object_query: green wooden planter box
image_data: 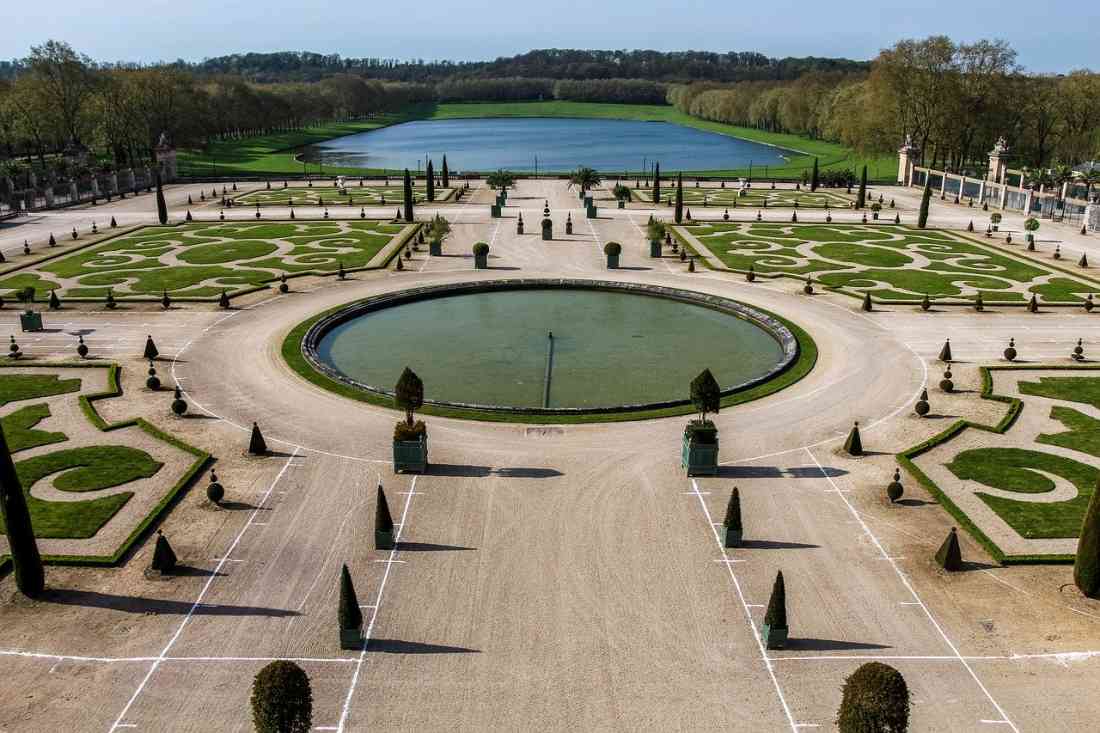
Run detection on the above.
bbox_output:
[490,204,501,218]
[19,311,43,332]
[583,196,593,208]
[720,526,742,548]
[429,241,442,256]
[376,527,395,550]
[474,253,488,269]
[682,429,719,476]
[393,435,428,473]
[606,253,619,269]
[650,240,661,258]
[542,220,553,240]
[340,625,364,650]
[586,205,597,219]
[762,624,788,650]
[618,199,625,209]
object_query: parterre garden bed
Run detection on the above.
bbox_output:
[633,185,853,209]
[234,184,454,207]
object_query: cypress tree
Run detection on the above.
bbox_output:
[0,421,44,597]
[155,170,168,225]
[917,180,932,228]
[810,158,820,192]
[836,662,910,733]
[426,160,435,202]
[652,162,661,203]
[856,165,867,209]
[48,289,61,310]
[251,661,313,733]
[143,334,159,361]
[724,487,742,533]
[376,484,394,535]
[690,368,722,424]
[674,172,684,224]
[441,155,449,188]
[248,422,268,455]
[1074,483,1100,598]
[338,563,363,631]
[763,570,787,633]
[402,168,414,222]
[219,290,230,309]
[861,292,873,312]
[150,530,178,574]
[844,421,863,456]
[935,527,962,571]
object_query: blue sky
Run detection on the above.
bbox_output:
[3,0,1097,72]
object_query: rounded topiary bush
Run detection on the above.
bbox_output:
[251,660,313,733]
[604,241,622,256]
[836,661,910,733]
[206,470,224,504]
[473,242,490,256]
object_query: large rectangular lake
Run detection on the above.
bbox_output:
[299,117,799,173]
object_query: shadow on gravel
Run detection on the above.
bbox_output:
[717,465,848,479]
[494,467,563,479]
[41,589,299,617]
[738,539,820,550]
[396,541,476,552]
[368,638,480,654]
[895,498,935,507]
[426,464,563,479]
[783,638,891,652]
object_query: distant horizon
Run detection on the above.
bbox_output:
[2,0,1098,73]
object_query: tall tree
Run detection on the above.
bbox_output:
[917,179,932,228]
[1074,484,1100,598]
[425,159,435,202]
[674,172,684,224]
[810,157,819,191]
[440,155,449,188]
[856,165,867,208]
[154,169,167,225]
[0,420,44,597]
[402,168,414,222]
[652,162,661,203]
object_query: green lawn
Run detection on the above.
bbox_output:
[0,373,81,406]
[681,222,1100,303]
[2,404,67,452]
[0,220,414,300]
[947,446,1096,539]
[177,101,897,180]
[1020,376,1100,408]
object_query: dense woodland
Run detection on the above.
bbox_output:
[1,39,1097,188]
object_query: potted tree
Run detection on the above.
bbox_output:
[990,212,1002,232]
[604,241,622,268]
[392,367,428,473]
[17,287,42,332]
[870,202,882,220]
[613,183,631,209]
[682,368,721,476]
[338,564,363,649]
[473,241,490,269]
[427,214,450,256]
[647,219,666,258]
[1024,217,1040,245]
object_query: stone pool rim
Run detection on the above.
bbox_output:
[295,278,805,418]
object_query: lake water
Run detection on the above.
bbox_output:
[299,117,798,173]
[315,288,785,409]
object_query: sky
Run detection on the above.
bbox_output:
[3,0,1098,73]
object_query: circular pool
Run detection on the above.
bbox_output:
[296,280,804,418]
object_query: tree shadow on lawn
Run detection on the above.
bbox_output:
[41,588,299,618]
[367,638,480,654]
[782,638,891,652]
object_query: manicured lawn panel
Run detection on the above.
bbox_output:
[2,404,67,452]
[0,374,82,406]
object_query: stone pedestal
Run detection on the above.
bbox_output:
[897,136,919,186]
[987,137,1010,184]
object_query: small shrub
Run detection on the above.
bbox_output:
[836,662,910,733]
[603,241,622,256]
[251,661,313,733]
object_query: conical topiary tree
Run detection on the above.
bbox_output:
[836,661,910,733]
[762,570,788,649]
[251,660,313,733]
[402,168,414,222]
[1073,483,1100,598]
[48,289,61,310]
[938,339,952,362]
[690,368,721,425]
[723,487,742,547]
[155,169,168,225]
[150,530,178,574]
[935,527,962,570]
[248,422,268,455]
[338,563,363,633]
[917,180,931,229]
[143,335,159,361]
[861,292,873,312]
[674,172,684,224]
[376,484,395,549]
[426,160,435,202]
[0,421,44,597]
[844,421,863,456]
[856,165,867,209]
